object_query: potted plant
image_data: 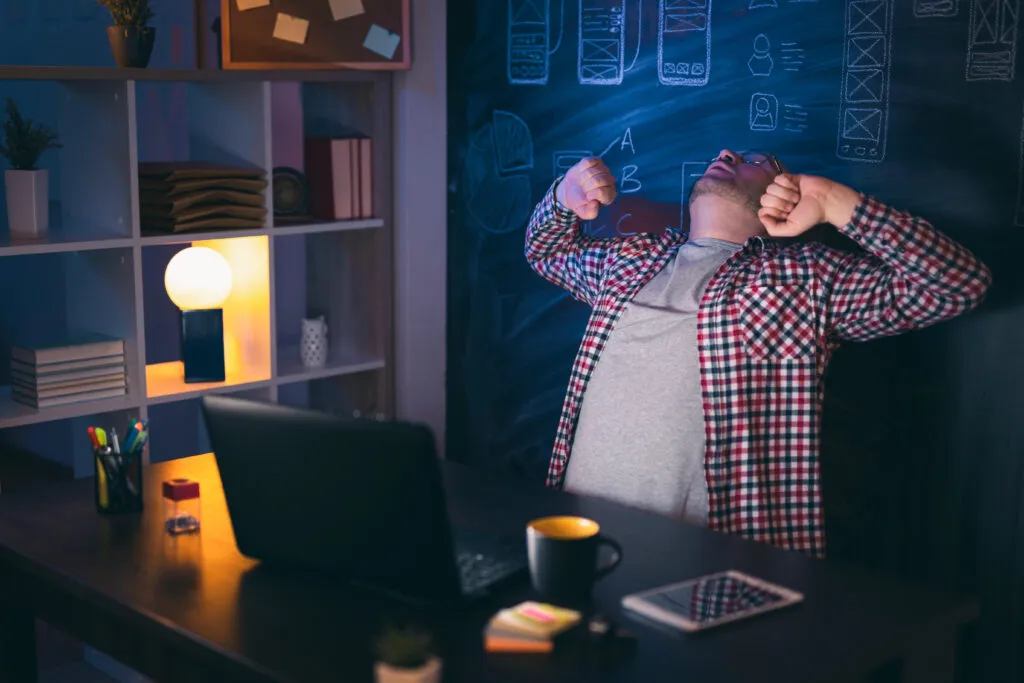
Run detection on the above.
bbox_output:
[97,0,156,68]
[373,625,442,683]
[0,98,60,241]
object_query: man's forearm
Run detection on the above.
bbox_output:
[822,182,860,228]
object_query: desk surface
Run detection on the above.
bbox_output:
[0,454,977,683]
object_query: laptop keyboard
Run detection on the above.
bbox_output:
[453,529,528,595]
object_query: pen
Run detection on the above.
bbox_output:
[87,426,100,450]
[111,428,120,455]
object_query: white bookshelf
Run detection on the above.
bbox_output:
[0,69,394,477]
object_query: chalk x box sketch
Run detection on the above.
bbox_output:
[579,0,626,85]
[914,0,959,16]
[658,0,712,86]
[509,0,550,84]
[837,0,894,163]
[1016,102,1024,226]
[966,0,1019,81]
[464,110,536,235]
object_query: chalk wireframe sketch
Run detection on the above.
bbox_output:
[784,103,809,132]
[749,34,774,76]
[780,40,805,71]
[750,93,779,131]
[552,150,593,178]
[837,0,894,162]
[914,0,959,16]
[464,110,535,235]
[658,0,712,86]
[579,0,626,85]
[965,0,1019,82]
[508,0,552,84]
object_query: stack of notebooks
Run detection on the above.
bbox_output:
[139,162,268,234]
[10,332,126,409]
[484,601,582,653]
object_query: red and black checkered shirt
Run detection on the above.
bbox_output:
[525,183,991,557]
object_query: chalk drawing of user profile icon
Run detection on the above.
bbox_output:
[749,93,778,131]
[748,33,773,76]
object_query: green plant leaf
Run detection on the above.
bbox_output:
[0,99,61,171]
[374,625,433,670]
[96,0,154,27]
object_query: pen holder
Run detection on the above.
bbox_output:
[94,446,144,515]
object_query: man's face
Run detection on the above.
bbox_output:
[690,149,783,213]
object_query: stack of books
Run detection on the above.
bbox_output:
[483,601,582,653]
[10,332,126,409]
[139,162,268,234]
[304,136,374,221]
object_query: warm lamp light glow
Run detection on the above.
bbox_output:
[164,246,234,310]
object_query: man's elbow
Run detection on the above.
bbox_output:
[961,259,993,313]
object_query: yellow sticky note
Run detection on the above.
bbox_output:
[273,13,309,45]
[329,0,365,21]
[236,0,270,10]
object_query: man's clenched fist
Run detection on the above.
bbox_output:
[556,157,617,220]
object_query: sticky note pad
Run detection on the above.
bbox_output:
[236,0,270,10]
[273,13,309,45]
[329,0,365,21]
[363,24,401,60]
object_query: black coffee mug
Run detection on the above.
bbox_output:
[526,516,623,605]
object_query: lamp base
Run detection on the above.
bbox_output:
[180,309,225,383]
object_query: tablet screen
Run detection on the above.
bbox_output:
[640,573,790,625]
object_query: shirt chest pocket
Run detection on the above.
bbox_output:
[737,285,819,360]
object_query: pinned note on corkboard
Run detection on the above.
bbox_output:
[221,0,411,70]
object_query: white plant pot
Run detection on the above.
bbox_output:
[5,169,49,240]
[374,656,442,683]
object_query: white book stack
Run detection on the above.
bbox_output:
[9,332,127,409]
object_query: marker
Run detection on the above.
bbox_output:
[95,428,107,447]
[87,426,100,450]
[123,424,138,452]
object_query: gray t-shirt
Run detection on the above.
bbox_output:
[564,238,742,524]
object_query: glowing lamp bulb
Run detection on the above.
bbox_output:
[164,247,233,311]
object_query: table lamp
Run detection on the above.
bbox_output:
[164,246,233,383]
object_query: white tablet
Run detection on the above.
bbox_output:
[621,569,803,633]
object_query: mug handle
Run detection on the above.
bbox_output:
[594,534,623,581]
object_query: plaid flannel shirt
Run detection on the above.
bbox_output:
[525,181,991,557]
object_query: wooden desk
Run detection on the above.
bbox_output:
[0,454,977,683]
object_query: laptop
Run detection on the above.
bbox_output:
[200,394,528,605]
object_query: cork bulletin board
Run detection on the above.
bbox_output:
[221,0,411,70]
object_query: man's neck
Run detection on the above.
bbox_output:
[687,197,766,244]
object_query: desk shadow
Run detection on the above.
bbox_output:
[235,563,637,682]
[234,563,488,681]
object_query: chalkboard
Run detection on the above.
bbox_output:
[447,0,1021,479]
[221,0,411,70]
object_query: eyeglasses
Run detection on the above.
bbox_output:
[708,150,787,174]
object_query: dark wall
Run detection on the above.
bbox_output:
[448,1,1023,681]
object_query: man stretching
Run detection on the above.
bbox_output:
[525,150,991,556]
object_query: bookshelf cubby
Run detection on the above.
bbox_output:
[0,68,394,478]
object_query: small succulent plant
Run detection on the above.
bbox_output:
[96,0,154,28]
[375,624,433,669]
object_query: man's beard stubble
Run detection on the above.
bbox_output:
[689,176,761,214]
